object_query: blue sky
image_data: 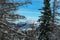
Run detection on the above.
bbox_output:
[14,0,54,22]
[14,0,44,21]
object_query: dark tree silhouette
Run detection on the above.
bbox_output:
[38,0,53,40]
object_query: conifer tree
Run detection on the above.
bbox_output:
[0,0,31,40]
[38,0,53,40]
[0,0,31,26]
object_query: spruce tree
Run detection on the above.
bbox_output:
[38,0,53,40]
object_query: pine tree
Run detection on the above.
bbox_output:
[38,0,53,40]
[0,0,31,26]
[0,0,31,40]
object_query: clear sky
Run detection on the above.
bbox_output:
[14,0,44,21]
[14,0,54,22]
